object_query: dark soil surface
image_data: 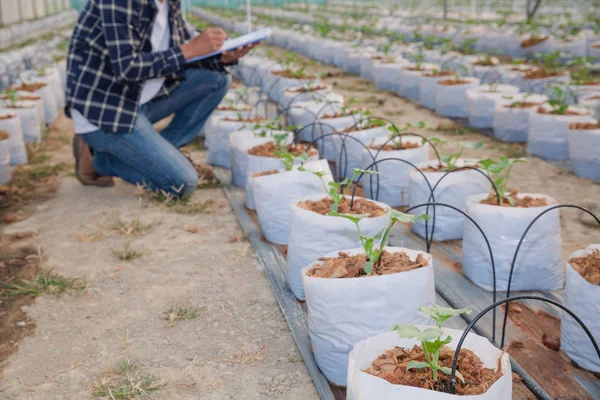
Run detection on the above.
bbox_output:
[570,249,600,285]
[480,191,550,208]
[308,250,429,278]
[298,197,385,217]
[364,345,503,396]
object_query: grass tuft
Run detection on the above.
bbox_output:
[111,217,153,237]
[163,302,204,327]
[151,192,212,215]
[92,359,164,399]
[112,243,143,262]
[1,268,86,297]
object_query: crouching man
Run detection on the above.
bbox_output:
[66,0,253,196]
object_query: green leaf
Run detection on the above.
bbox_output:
[329,203,339,213]
[419,304,472,327]
[422,335,453,355]
[352,168,379,176]
[363,260,374,274]
[459,141,485,150]
[388,209,430,224]
[391,324,443,342]
[327,211,370,224]
[406,361,430,371]
[439,367,465,383]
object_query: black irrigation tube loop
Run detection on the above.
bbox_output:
[449,295,600,395]
[500,205,600,348]
[335,116,394,180]
[420,166,500,264]
[292,121,341,158]
[404,201,498,342]
[277,90,333,117]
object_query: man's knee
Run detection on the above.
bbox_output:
[160,163,199,198]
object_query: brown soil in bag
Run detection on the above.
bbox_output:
[569,249,600,285]
[216,105,252,111]
[222,116,267,123]
[369,141,421,151]
[371,56,383,60]
[251,169,279,178]
[340,122,386,133]
[438,79,472,86]
[521,36,548,48]
[5,104,35,109]
[420,164,479,173]
[473,59,499,67]
[287,84,329,93]
[590,95,600,100]
[2,95,41,102]
[0,113,16,120]
[523,69,567,80]
[272,70,317,80]
[504,102,541,109]
[17,83,47,92]
[298,197,385,217]
[364,345,504,396]
[0,130,10,140]
[247,142,317,158]
[308,250,429,278]
[480,190,549,208]
[423,70,454,78]
[569,122,600,130]
[537,107,589,116]
[405,66,425,71]
[322,110,361,119]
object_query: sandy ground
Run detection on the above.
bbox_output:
[0,116,317,399]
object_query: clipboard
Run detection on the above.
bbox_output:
[186,28,272,63]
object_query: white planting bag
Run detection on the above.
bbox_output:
[374,61,408,92]
[580,93,600,119]
[332,125,389,179]
[528,105,595,161]
[466,85,520,129]
[462,193,563,291]
[419,73,455,110]
[561,245,600,373]
[363,136,429,207]
[287,194,391,300]
[347,329,512,400]
[492,94,548,142]
[278,84,343,109]
[435,78,481,118]
[287,101,343,144]
[245,143,319,210]
[21,82,58,124]
[207,117,262,168]
[409,160,491,242]
[229,128,289,187]
[0,135,11,185]
[252,160,333,244]
[399,65,437,102]
[302,247,435,386]
[0,112,27,165]
[203,107,253,140]
[568,125,600,181]
[8,102,42,144]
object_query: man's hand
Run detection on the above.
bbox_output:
[181,27,227,60]
[221,43,257,64]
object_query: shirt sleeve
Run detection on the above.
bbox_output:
[99,0,186,83]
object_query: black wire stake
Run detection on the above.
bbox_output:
[501,204,600,348]
[450,295,600,395]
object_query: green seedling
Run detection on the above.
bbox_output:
[478,157,529,205]
[299,167,378,213]
[3,88,19,107]
[391,304,472,382]
[547,83,570,115]
[413,52,425,70]
[427,137,485,172]
[461,38,479,55]
[272,133,307,171]
[329,209,430,274]
[387,121,425,149]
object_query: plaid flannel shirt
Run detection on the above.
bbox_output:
[66,0,224,133]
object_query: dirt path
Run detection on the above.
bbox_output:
[0,115,317,399]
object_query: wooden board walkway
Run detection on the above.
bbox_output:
[214,167,549,400]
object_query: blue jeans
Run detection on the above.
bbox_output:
[81,69,230,197]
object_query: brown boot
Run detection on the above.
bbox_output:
[73,136,115,187]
